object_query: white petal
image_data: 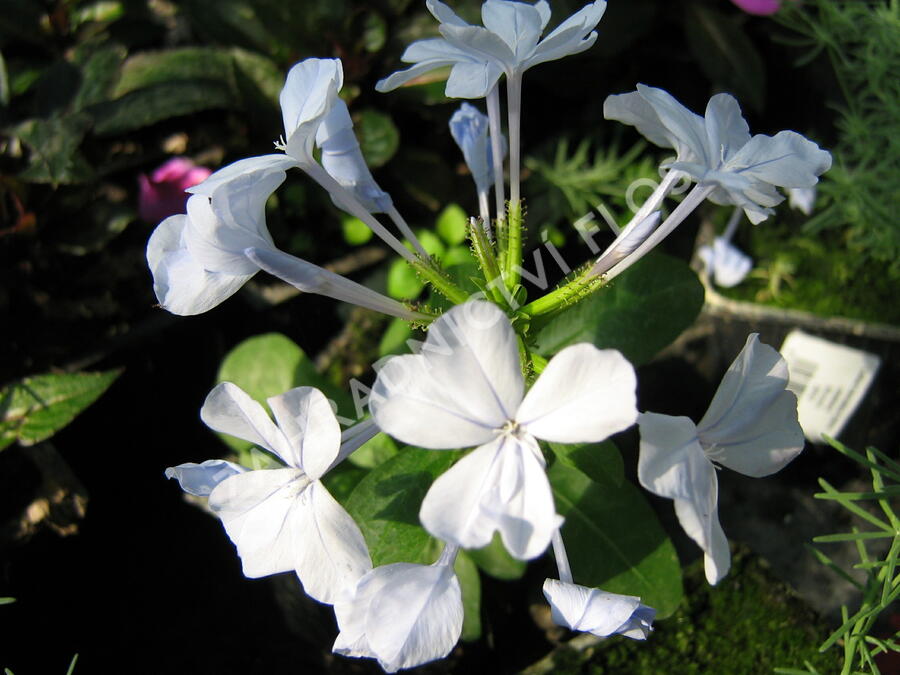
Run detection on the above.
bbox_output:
[165,459,246,496]
[543,579,654,639]
[481,0,543,62]
[698,334,804,477]
[316,99,393,213]
[675,496,730,585]
[291,481,372,604]
[420,435,560,559]
[426,0,470,27]
[200,382,292,463]
[267,387,341,480]
[637,413,730,584]
[146,214,253,315]
[281,58,343,161]
[604,91,673,150]
[371,302,524,449]
[637,412,703,501]
[635,84,709,163]
[207,468,310,577]
[703,93,751,161]
[446,60,502,99]
[527,0,607,68]
[439,24,515,69]
[334,561,463,672]
[517,344,637,444]
[724,130,832,189]
[366,563,463,672]
[181,193,263,275]
[186,154,298,196]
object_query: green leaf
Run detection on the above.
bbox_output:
[90,47,282,135]
[341,215,373,245]
[387,258,425,300]
[344,446,459,566]
[549,461,683,618]
[13,114,93,186]
[548,440,624,489]
[455,550,482,641]
[321,464,368,505]
[0,370,121,450]
[346,432,399,469]
[72,44,126,112]
[378,317,414,358]
[533,251,704,365]
[467,533,527,580]
[356,108,400,169]
[436,203,469,246]
[360,11,388,53]
[0,597,16,605]
[685,4,766,113]
[215,333,354,453]
[92,80,233,135]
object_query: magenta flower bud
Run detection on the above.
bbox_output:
[727,0,784,16]
[138,157,212,223]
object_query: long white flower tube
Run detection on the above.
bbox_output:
[637,334,804,584]
[244,246,430,321]
[370,301,637,560]
[333,545,463,672]
[167,383,372,604]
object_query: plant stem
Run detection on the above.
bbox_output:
[504,199,524,292]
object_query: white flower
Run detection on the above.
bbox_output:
[147,174,422,320]
[147,163,286,315]
[788,186,816,215]
[605,84,832,224]
[333,547,463,673]
[192,58,390,215]
[376,0,607,98]
[698,236,753,288]
[637,334,804,584]
[370,301,637,560]
[543,579,655,640]
[167,382,373,604]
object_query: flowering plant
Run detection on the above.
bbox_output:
[154,0,828,670]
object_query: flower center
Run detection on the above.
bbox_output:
[497,418,524,439]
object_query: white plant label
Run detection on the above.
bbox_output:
[779,330,881,443]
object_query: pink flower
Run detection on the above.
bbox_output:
[728,0,785,15]
[138,157,212,223]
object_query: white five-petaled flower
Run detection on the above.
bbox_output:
[333,545,463,673]
[370,301,638,560]
[604,84,832,224]
[543,579,656,640]
[376,0,607,98]
[637,334,804,584]
[166,382,373,604]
